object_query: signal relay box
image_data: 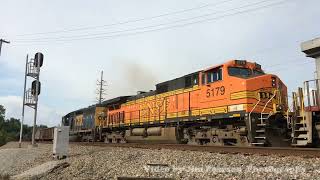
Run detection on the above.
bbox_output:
[53,125,70,159]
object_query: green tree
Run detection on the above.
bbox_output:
[0,104,50,146]
[0,105,5,117]
[0,105,5,128]
[0,105,5,145]
[0,131,6,146]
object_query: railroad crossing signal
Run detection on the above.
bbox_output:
[19,52,44,148]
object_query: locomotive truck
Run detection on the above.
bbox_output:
[61,60,320,147]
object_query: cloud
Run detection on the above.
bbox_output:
[0,95,62,127]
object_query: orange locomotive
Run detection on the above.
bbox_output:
[63,60,290,146]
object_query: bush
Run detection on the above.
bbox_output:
[0,105,48,146]
[0,132,6,146]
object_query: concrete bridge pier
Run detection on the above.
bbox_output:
[301,38,320,79]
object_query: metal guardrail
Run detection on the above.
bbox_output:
[304,79,320,110]
[24,89,36,107]
[26,60,39,78]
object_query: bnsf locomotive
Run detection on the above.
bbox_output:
[62,60,320,147]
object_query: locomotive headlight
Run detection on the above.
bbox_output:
[276,105,283,111]
[271,77,277,87]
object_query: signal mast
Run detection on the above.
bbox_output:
[19,53,44,148]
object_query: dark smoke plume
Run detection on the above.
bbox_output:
[118,60,158,94]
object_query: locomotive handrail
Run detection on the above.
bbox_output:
[261,90,279,122]
[303,79,320,110]
[248,95,261,132]
[286,104,293,129]
[294,87,307,129]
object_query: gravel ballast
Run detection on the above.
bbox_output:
[0,142,51,177]
[12,161,69,180]
[1,142,320,179]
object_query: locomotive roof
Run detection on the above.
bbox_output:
[125,71,201,101]
[102,96,132,106]
[127,90,156,101]
[156,71,200,87]
[203,60,257,72]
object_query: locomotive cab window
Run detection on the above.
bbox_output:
[228,67,252,78]
[206,68,222,84]
[253,69,265,76]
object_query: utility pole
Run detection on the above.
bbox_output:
[0,39,10,56]
[96,70,107,104]
[99,71,103,104]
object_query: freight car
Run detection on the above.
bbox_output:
[35,127,55,141]
[35,127,78,141]
[62,60,320,147]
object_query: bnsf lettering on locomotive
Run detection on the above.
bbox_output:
[206,86,225,97]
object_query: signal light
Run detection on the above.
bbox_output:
[31,80,41,95]
[34,52,44,67]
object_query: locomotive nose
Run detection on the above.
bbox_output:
[246,74,277,89]
[270,76,284,89]
[271,76,277,88]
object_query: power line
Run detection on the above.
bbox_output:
[15,0,266,42]
[11,0,235,37]
[268,61,314,73]
[14,0,292,44]
[264,57,304,69]
[14,0,286,42]
[11,0,304,74]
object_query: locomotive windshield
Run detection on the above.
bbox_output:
[228,67,252,78]
[229,67,265,78]
[253,69,265,76]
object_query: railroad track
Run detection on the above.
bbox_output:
[63,142,320,158]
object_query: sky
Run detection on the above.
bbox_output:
[0,0,319,127]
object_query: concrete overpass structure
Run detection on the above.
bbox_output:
[301,37,320,110]
[301,37,320,79]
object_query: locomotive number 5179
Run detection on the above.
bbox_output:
[206,86,225,98]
